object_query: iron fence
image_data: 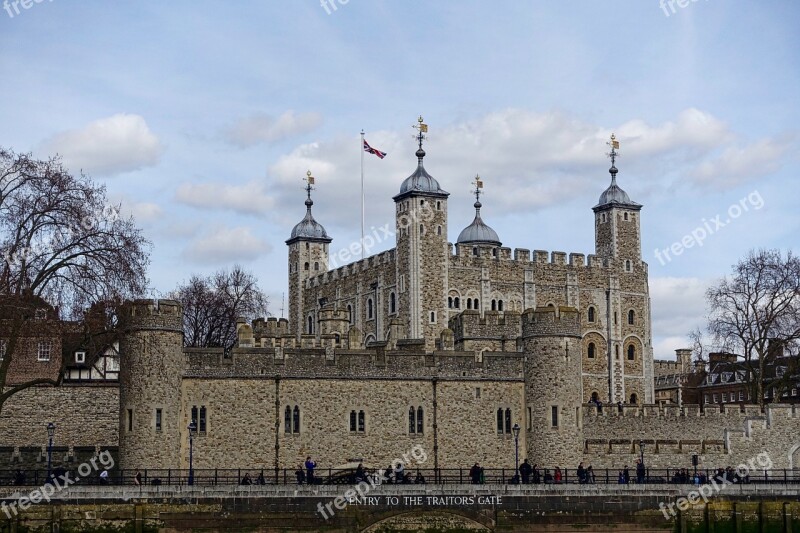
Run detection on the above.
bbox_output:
[1,467,798,487]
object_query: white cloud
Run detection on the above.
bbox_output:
[266,108,759,231]
[690,136,795,189]
[40,114,163,177]
[175,180,274,216]
[182,226,271,264]
[224,110,322,148]
[650,276,710,358]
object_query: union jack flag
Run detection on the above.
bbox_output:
[363,140,387,159]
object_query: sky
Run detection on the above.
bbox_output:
[1,1,798,359]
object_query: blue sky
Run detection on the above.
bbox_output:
[1,1,798,358]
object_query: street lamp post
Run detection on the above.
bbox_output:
[188,421,197,486]
[46,422,55,483]
[512,423,520,484]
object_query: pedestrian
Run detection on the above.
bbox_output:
[587,465,595,484]
[385,464,394,484]
[469,463,481,484]
[554,467,562,483]
[532,464,541,484]
[295,464,305,484]
[305,456,317,484]
[623,465,630,484]
[355,463,365,483]
[134,470,142,486]
[240,473,252,485]
[256,472,266,485]
[636,459,645,484]
[520,459,532,484]
[414,470,426,484]
[395,462,406,484]
[577,461,586,484]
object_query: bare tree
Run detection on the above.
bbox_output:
[171,265,268,349]
[0,147,150,413]
[705,249,800,407]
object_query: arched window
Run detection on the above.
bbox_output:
[292,406,300,433]
[491,300,496,311]
[304,262,309,271]
[472,247,478,256]
[349,410,357,432]
[630,393,638,404]
[492,248,497,257]
[615,345,619,359]
[627,345,636,361]
[505,408,512,434]
[591,392,599,403]
[624,212,629,221]
[408,406,415,433]
[284,406,291,434]
[436,201,441,210]
[467,299,472,310]
[454,297,460,309]
[430,311,436,323]
[498,300,504,311]
[417,406,424,434]
[437,225,442,236]
[588,342,595,358]
[307,315,313,334]
[588,307,595,322]
[358,410,365,432]
[448,297,453,309]
[389,293,396,314]
[625,260,631,272]
[628,310,635,325]
[419,224,425,235]
[367,298,373,319]
[347,304,353,324]
[496,408,503,433]
[305,242,309,250]
[473,298,479,309]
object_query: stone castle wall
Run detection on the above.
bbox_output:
[0,384,118,447]
[580,403,800,471]
[177,347,525,470]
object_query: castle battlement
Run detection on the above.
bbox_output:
[121,299,182,332]
[306,248,397,288]
[582,403,797,420]
[183,346,524,380]
[445,244,645,276]
[522,306,581,338]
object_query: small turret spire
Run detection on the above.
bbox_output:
[304,170,315,209]
[472,174,484,212]
[412,115,428,164]
[606,133,620,185]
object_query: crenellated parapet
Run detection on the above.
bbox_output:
[183,345,525,381]
[120,299,183,333]
[522,306,581,339]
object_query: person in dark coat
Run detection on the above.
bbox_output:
[519,459,533,484]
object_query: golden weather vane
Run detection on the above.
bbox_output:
[606,133,620,167]
[412,115,428,149]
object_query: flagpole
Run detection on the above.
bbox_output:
[360,130,365,260]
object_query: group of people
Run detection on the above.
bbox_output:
[239,472,267,485]
[617,459,647,484]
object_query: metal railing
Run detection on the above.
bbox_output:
[2,467,798,487]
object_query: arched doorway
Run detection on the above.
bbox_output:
[629,393,638,404]
[591,392,599,403]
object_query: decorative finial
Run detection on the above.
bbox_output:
[606,133,620,183]
[412,116,428,161]
[472,174,484,210]
[303,170,315,207]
